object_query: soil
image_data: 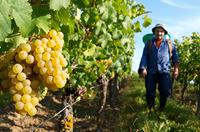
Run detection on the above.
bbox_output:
[0,94,62,132]
[0,93,120,132]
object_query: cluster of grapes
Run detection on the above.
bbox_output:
[31,29,68,90]
[2,30,69,116]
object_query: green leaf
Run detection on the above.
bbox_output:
[5,34,28,48]
[122,16,132,29]
[35,15,51,33]
[50,0,70,11]
[0,33,27,52]
[98,32,112,48]
[142,16,152,28]
[83,45,96,57]
[82,0,90,7]
[134,21,142,32]
[84,61,95,69]
[51,8,71,26]
[9,0,32,36]
[0,0,12,41]
[99,1,117,22]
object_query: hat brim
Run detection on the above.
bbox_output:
[152,27,168,34]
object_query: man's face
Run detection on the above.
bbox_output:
[154,27,165,40]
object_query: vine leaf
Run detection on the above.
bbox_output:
[83,45,96,57]
[35,15,51,33]
[5,34,28,48]
[50,0,70,11]
[9,0,32,36]
[0,0,12,41]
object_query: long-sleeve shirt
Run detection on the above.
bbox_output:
[139,37,179,74]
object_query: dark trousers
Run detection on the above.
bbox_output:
[145,72,172,109]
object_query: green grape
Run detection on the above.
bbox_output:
[24,102,34,112]
[42,52,51,61]
[23,86,32,94]
[18,50,28,60]
[55,80,66,88]
[47,67,54,75]
[47,39,56,48]
[17,72,27,81]
[53,44,62,51]
[12,64,23,74]
[52,58,60,67]
[20,43,31,53]
[37,60,45,68]
[15,55,23,62]
[53,69,61,77]
[15,82,23,91]
[41,38,48,45]
[45,47,52,52]
[34,39,42,47]
[21,94,31,103]
[15,101,24,111]
[25,55,34,64]
[23,79,31,86]
[57,32,64,39]
[53,76,62,84]
[53,36,61,44]
[35,46,44,54]
[48,29,57,38]
[39,67,47,75]
[13,93,22,102]
[41,42,47,49]
[60,71,69,80]
[31,97,39,106]
[35,53,43,61]
[28,107,37,116]
[51,51,58,57]
[45,61,52,68]
[60,57,68,67]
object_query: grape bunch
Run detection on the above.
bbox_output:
[1,29,69,116]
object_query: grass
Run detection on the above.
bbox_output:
[117,74,200,132]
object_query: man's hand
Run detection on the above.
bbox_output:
[173,63,179,79]
[173,68,179,79]
[139,68,147,78]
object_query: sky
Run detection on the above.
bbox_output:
[132,0,200,72]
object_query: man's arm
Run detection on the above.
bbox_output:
[138,44,148,78]
[171,44,180,79]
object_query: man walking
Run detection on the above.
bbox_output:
[138,24,179,111]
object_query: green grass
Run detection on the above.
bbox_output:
[117,74,200,132]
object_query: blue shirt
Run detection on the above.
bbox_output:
[139,38,179,74]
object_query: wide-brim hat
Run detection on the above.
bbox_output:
[152,24,168,34]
